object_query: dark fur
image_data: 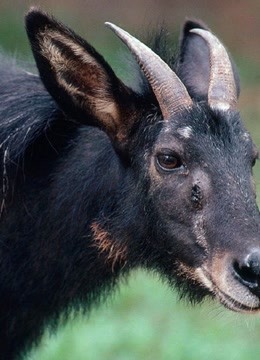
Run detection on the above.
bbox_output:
[0,26,164,360]
[0,10,259,360]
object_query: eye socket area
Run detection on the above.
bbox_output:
[156,150,185,172]
[252,157,258,168]
[252,146,259,167]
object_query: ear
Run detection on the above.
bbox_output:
[25,9,136,148]
[177,19,240,101]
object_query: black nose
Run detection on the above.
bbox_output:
[233,250,260,294]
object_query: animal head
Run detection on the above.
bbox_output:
[25,10,260,312]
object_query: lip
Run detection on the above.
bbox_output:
[216,287,260,313]
[198,267,260,313]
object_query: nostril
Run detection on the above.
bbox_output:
[246,252,260,276]
[233,251,260,291]
[233,260,259,289]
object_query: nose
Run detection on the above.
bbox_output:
[233,250,260,295]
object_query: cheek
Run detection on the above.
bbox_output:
[151,171,211,219]
[148,160,212,247]
[251,175,257,198]
[148,161,187,216]
[153,182,191,220]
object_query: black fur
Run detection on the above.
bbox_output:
[1,9,260,360]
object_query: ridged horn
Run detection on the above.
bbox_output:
[105,22,193,119]
[190,28,237,111]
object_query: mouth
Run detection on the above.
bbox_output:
[216,286,260,313]
[196,267,260,313]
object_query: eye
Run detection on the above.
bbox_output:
[156,152,184,172]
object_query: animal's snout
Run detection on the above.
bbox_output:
[233,250,260,295]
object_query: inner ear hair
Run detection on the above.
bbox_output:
[37,28,121,125]
[26,9,138,147]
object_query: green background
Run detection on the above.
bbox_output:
[1,1,260,359]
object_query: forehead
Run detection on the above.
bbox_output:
[159,105,252,154]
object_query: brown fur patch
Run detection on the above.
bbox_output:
[90,222,127,272]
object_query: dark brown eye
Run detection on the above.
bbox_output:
[156,153,183,171]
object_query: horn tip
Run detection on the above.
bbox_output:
[104,22,134,48]
[189,28,209,36]
[105,21,120,33]
[104,21,114,28]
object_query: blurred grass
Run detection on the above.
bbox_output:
[28,271,260,360]
[1,9,260,360]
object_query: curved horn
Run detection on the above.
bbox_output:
[190,28,237,111]
[105,22,192,119]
